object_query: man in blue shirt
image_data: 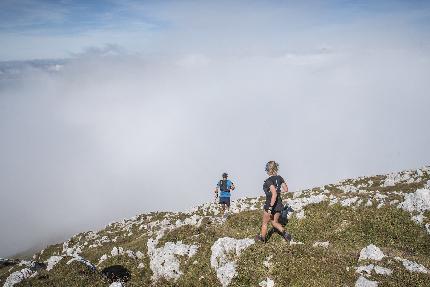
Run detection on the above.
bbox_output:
[214,172,235,217]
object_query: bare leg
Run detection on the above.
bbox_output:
[260,211,272,238]
[271,213,285,233]
[272,213,291,241]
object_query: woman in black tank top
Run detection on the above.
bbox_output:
[256,161,292,243]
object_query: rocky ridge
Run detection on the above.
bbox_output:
[1,167,429,286]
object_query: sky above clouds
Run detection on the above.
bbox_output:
[1,0,430,60]
[1,1,430,257]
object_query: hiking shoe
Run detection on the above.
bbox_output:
[255,234,266,243]
[283,231,292,242]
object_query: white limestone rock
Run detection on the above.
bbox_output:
[111,247,124,257]
[125,250,136,259]
[411,214,425,224]
[296,210,305,219]
[313,241,330,248]
[395,257,429,273]
[259,277,275,287]
[97,254,108,265]
[355,264,374,275]
[66,256,96,271]
[359,245,385,261]
[329,196,339,206]
[398,189,430,213]
[383,178,395,187]
[148,241,198,281]
[374,266,392,276]
[286,194,327,212]
[356,264,392,276]
[341,197,359,207]
[45,256,63,271]
[135,251,145,259]
[3,268,35,287]
[263,255,273,269]
[289,239,304,246]
[210,237,254,287]
[355,275,378,287]
[340,185,359,193]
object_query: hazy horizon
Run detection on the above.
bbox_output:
[1,0,430,258]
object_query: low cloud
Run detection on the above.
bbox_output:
[1,1,430,257]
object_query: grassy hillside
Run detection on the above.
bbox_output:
[1,167,430,287]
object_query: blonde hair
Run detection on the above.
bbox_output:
[265,161,279,176]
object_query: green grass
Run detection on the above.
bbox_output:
[5,202,430,287]
[230,203,430,287]
[16,260,108,287]
[2,167,430,286]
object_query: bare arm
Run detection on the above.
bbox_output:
[281,182,288,193]
[269,185,277,207]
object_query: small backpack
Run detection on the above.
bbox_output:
[279,205,290,226]
[219,180,229,192]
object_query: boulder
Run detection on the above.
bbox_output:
[102,265,131,283]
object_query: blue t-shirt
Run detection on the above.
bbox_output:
[217,179,233,198]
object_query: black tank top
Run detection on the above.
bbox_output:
[263,175,285,200]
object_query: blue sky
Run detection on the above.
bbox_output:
[0,0,161,32]
[0,0,165,60]
[1,0,429,60]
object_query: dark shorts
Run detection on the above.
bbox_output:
[219,197,230,207]
[263,200,283,214]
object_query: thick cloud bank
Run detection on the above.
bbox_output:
[1,1,430,257]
